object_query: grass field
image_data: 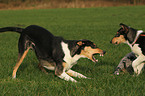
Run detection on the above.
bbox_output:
[0,6,145,96]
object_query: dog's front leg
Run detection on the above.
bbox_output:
[137,63,144,75]
[58,71,77,82]
[66,69,88,79]
[55,64,77,82]
[132,55,145,75]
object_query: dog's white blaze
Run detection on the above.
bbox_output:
[61,42,84,69]
[58,71,77,82]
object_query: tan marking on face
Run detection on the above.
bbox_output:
[80,46,104,61]
[111,35,126,45]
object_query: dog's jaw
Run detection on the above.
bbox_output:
[92,52,105,63]
[92,55,98,62]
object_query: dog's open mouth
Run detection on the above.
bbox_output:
[92,55,98,63]
[92,53,104,63]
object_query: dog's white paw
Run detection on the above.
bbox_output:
[114,71,120,75]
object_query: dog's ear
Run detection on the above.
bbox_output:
[70,41,85,56]
[120,23,128,28]
[120,23,129,32]
[120,23,125,26]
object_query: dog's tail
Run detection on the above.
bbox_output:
[0,27,24,34]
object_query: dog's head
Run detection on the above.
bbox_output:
[110,23,130,45]
[74,40,106,63]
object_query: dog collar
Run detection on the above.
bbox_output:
[131,30,143,46]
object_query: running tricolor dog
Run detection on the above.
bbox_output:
[0,25,106,82]
[110,23,145,75]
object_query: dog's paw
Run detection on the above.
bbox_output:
[12,73,17,79]
[114,71,120,75]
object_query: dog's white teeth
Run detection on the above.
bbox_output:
[95,59,98,62]
[100,54,104,56]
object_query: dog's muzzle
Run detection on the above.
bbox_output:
[92,51,106,63]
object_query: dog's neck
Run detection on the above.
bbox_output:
[63,40,79,57]
[131,30,143,45]
[126,28,143,44]
[126,28,137,44]
[126,30,143,46]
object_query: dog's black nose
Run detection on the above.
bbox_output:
[103,51,106,54]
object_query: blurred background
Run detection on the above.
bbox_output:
[0,0,145,9]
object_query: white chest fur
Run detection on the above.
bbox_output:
[131,44,142,55]
[127,41,142,55]
[61,42,84,70]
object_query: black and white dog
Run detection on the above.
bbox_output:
[0,25,106,82]
[111,23,145,75]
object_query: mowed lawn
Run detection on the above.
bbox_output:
[0,6,145,96]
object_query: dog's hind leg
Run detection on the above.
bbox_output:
[12,35,33,78]
[12,47,30,78]
[66,69,88,79]
[38,63,49,74]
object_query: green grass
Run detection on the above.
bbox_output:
[0,6,145,96]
